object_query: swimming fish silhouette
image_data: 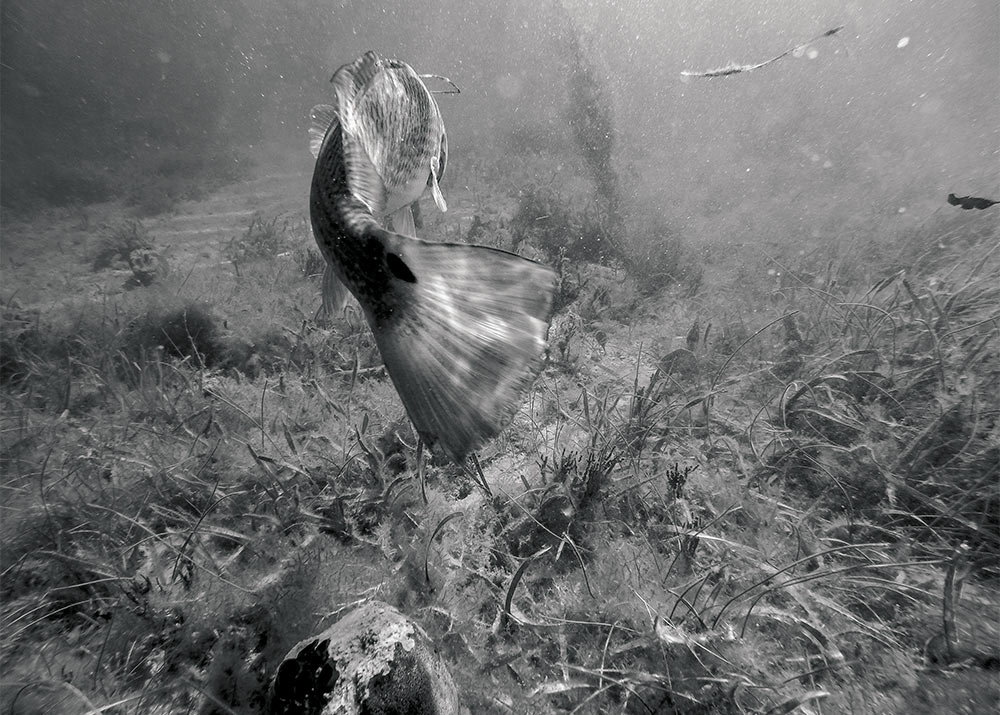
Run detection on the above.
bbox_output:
[309,51,557,463]
[947,193,998,210]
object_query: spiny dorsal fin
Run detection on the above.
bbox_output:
[349,50,383,97]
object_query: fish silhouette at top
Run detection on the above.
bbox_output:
[309,51,557,464]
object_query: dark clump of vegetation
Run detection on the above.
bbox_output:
[510,185,616,263]
[504,12,701,306]
[628,212,703,297]
[564,31,625,261]
[93,220,154,271]
[92,220,170,287]
[226,212,291,267]
[122,300,221,366]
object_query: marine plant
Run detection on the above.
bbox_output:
[564,26,625,260]
[225,211,291,267]
[92,219,154,271]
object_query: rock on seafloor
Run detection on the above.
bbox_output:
[268,600,461,715]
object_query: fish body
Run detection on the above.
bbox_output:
[309,51,557,463]
[947,193,998,210]
[310,52,448,231]
[311,52,448,314]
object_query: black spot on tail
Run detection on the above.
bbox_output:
[386,253,417,283]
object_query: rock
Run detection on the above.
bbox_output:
[268,601,460,715]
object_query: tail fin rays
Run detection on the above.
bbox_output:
[368,230,556,462]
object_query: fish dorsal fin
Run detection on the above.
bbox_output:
[330,52,389,216]
[350,50,383,96]
[308,104,337,158]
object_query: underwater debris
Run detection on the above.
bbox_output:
[681,25,844,78]
[947,193,998,210]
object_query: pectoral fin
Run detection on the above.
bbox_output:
[308,105,338,158]
[429,155,447,213]
[389,204,417,237]
[320,262,351,317]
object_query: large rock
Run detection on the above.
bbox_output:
[268,601,460,715]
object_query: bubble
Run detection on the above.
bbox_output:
[807,48,819,60]
[897,37,910,49]
[156,50,171,64]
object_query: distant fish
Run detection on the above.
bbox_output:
[947,193,998,210]
[309,50,557,464]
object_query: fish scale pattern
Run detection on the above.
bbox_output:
[355,66,435,192]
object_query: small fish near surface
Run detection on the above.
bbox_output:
[309,50,557,464]
[947,193,998,210]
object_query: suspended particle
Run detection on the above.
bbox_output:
[897,37,910,49]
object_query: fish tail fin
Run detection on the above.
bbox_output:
[365,228,556,463]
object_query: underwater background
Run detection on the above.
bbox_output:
[2,1,998,714]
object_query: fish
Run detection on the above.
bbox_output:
[309,50,557,464]
[947,193,998,210]
[310,52,449,315]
